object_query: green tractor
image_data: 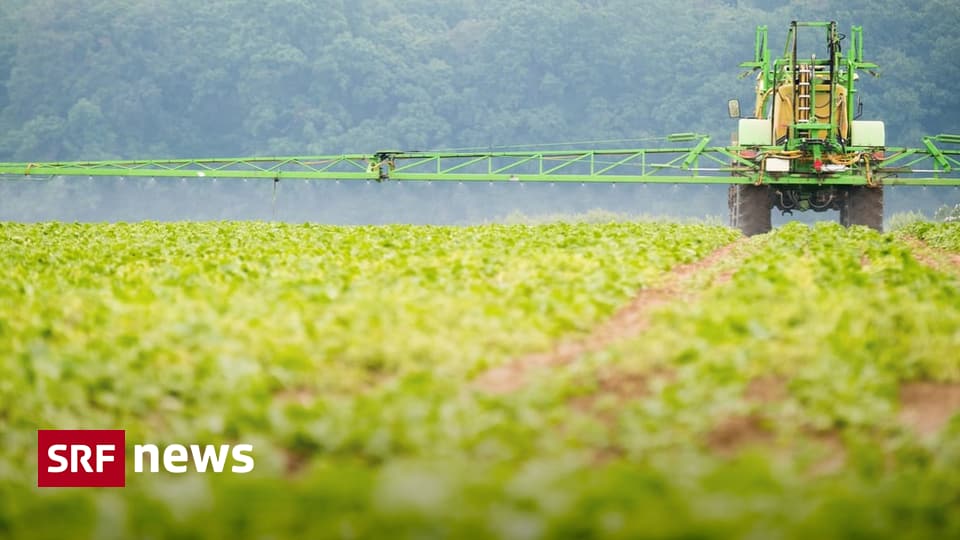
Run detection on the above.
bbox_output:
[729,21,888,235]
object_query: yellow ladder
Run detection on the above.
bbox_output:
[796,64,812,124]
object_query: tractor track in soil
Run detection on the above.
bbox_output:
[473,238,751,393]
[899,238,960,439]
[905,236,960,276]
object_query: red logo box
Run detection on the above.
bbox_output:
[37,430,126,487]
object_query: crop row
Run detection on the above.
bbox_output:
[898,221,960,251]
[550,222,960,537]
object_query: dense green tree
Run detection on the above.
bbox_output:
[2,0,957,161]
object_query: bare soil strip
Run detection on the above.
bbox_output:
[899,381,960,437]
[569,367,675,419]
[706,414,774,457]
[896,240,960,435]
[473,238,750,393]
[744,375,789,404]
[905,237,960,276]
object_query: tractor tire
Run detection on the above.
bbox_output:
[728,184,772,236]
[839,186,884,231]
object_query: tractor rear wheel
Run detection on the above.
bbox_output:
[728,184,772,236]
[839,186,883,231]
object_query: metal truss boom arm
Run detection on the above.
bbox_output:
[1,134,959,186]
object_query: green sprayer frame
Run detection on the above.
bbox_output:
[1,133,957,186]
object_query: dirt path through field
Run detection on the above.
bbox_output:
[883,237,960,438]
[899,381,960,437]
[905,237,960,276]
[473,238,751,393]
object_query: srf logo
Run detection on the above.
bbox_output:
[38,429,256,487]
[38,430,126,487]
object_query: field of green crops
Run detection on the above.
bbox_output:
[900,221,960,252]
[2,220,960,539]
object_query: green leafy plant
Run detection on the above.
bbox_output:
[2,221,960,539]
[898,220,960,251]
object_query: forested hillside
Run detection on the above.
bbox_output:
[1,0,957,160]
[0,0,957,221]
